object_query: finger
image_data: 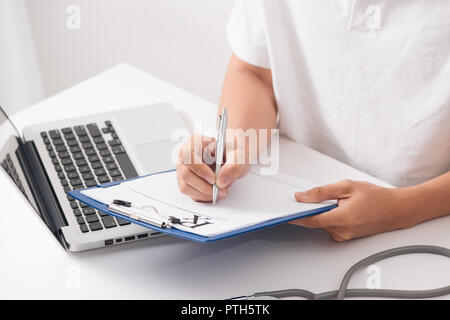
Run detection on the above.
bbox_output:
[181,158,216,185]
[215,147,250,188]
[179,181,212,202]
[178,176,227,202]
[181,165,214,195]
[288,207,344,228]
[295,179,354,203]
[216,163,248,189]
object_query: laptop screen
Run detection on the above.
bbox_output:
[0,106,38,212]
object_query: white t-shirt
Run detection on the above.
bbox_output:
[227,0,450,187]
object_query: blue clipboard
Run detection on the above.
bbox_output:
[68,169,338,242]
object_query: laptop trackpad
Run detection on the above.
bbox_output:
[135,140,176,174]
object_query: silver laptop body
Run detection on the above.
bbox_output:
[1,103,186,252]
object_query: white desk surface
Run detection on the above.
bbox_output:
[1,64,449,299]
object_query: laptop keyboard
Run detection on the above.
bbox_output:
[1,153,27,198]
[40,121,138,234]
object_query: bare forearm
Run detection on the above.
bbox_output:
[396,171,450,227]
[219,55,276,131]
[218,55,277,162]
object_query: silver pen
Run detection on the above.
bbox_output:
[212,108,227,204]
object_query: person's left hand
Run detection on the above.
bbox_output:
[290,180,415,242]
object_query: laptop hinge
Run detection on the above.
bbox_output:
[16,140,69,249]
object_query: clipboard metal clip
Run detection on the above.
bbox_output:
[109,199,180,229]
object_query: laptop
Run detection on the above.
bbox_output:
[0,103,186,252]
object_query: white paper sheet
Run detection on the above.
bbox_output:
[81,171,336,237]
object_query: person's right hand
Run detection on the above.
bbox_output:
[176,134,250,202]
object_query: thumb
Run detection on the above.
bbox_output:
[216,149,249,188]
[216,162,248,189]
[295,180,354,203]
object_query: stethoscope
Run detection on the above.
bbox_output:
[230,245,450,300]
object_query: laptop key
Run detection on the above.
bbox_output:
[83,207,96,215]
[61,158,73,166]
[64,164,76,172]
[112,176,124,182]
[49,130,61,139]
[116,153,138,179]
[98,210,109,217]
[49,151,56,158]
[86,214,99,223]
[67,140,79,147]
[94,168,106,176]
[79,135,90,142]
[70,178,82,187]
[53,138,64,146]
[54,164,62,172]
[85,179,97,187]
[102,216,117,228]
[93,136,105,144]
[80,202,89,208]
[64,133,76,140]
[40,132,48,139]
[74,125,87,137]
[87,123,101,137]
[76,216,85,225]
[88,155,100,162]
[96,143,108,150]
[67,172,80,180]
[73,153,84,160]
[109,169,122,177]
[78,166,91,173]
[82,172,94,180]
[73,209,82,217]
[85,148,97,156]
[46,144,53,151]
[70,200,78,209]
[80,224,89,233]
[116,218,131,226]
[58,151,70,159]
[82,142,93,149]
[99,149,111,157]
[98,175,110,183]
[61,179,68,187]
[91,161,103,169]
[89,221,103,231]
[101,127,110,134]
[63,186,72,193]
[70,146,81,153]
[76,159,88,167]
[103,156,115,163]
[56,146,68,153]
[58,172,65,179]
[108,139,121,146]
[43,138,50,144]
[111,145,126,155]
[106,162,118,170]
[61,127,73,134]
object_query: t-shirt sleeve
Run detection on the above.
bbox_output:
[226,0,270,69]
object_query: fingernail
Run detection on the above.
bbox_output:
[295,192,306,200]
[206,175,216,185]
[217,176,231,188]
[218,189,227,198]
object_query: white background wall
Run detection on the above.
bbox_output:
[0,0,45,115]
[2,0,234,114]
